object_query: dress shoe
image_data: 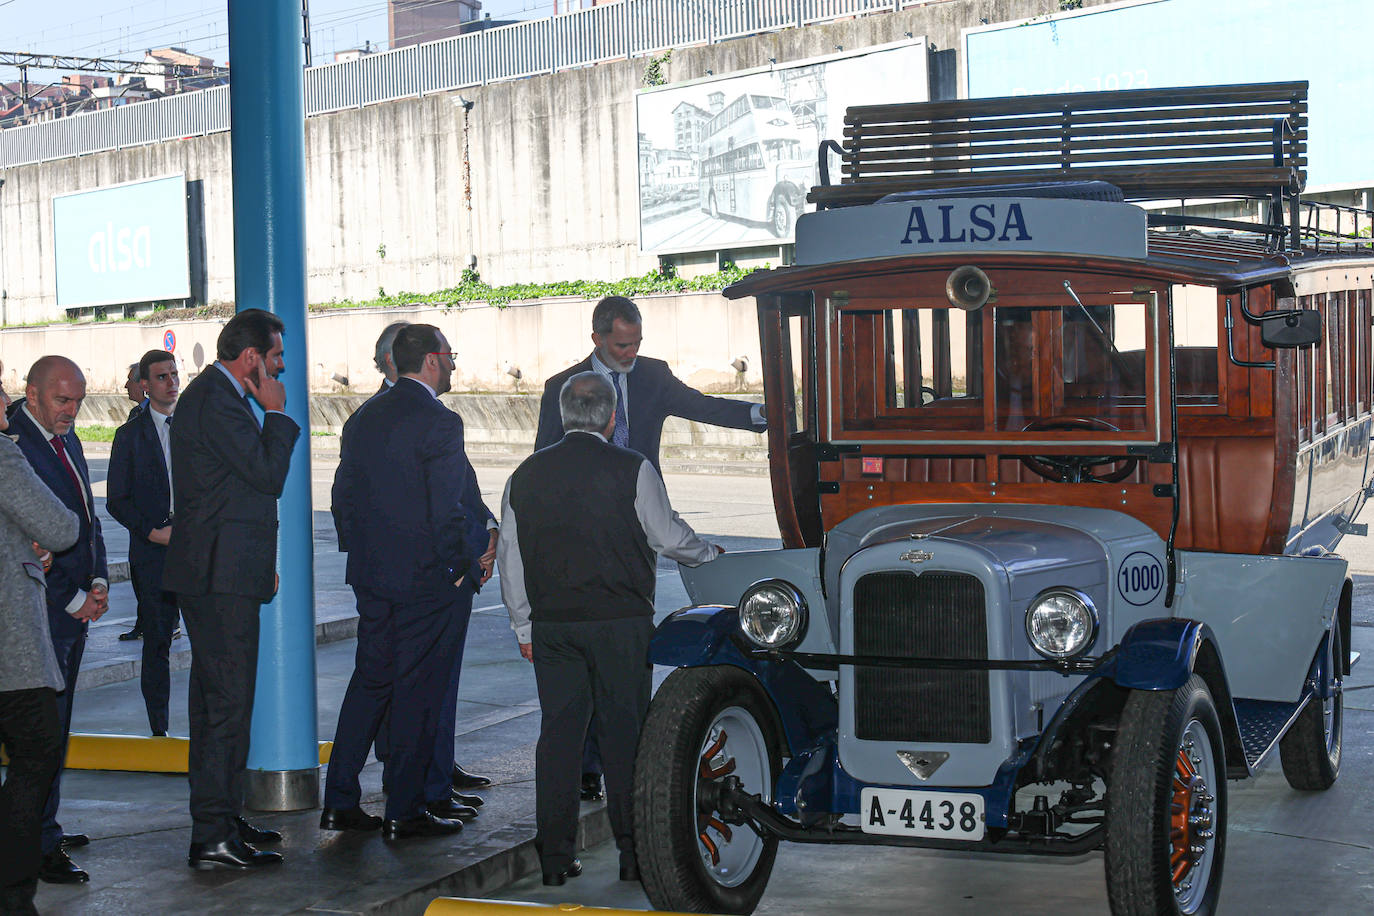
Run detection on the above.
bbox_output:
[382,810,463,840]
[452,790,484,808]
[542,858,583,887]
[426,799,478,821]
[451,763,491,789]
[152,729,168,737]
[234,816,282,845]
[59,833,89,849]
[620,858,641,882]
[118,627,143,641]
[38,849,88,884]
[187,838,282,871]
[320,806,383,831]
[580,772,604,801]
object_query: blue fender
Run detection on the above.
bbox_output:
[650,606,838,756]
[1101,618,1218,691]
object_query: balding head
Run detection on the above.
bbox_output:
[26,355,86,436]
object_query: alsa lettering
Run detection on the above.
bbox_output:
[900,203,1031,245]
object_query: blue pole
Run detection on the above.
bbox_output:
[227,0,319,810]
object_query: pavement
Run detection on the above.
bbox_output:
[30,446,1374,914]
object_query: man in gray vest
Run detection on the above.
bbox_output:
[497,371,720,886]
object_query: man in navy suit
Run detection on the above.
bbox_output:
[6,355,108,885]
[324,323,486,839]
[163,309,298,871]
[106,349,181,736]
[533,295,765,797]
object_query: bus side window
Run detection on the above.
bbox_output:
[883,307,981,408]
[1171,285,1220,404]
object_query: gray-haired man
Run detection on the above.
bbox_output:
[497,371,720,886]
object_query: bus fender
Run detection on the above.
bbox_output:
[650,606,838,755]
[1105,618,1218,691]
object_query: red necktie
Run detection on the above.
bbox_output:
[50,435,88,520]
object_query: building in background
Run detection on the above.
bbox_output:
[388,0,483,49]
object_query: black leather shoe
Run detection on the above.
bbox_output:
[59,833,89,849]
[542,858,583,886]
[452,790,484,808]
[152,729,168,737]
[580,772,604,801]
[234,816,282,845]
[118,627,142,641]
[620,859,641,882]
[320,807,383,831]
[382,811,463,840]
[426,799,478,821]
[38,849,88,884]
[187,838,282,871]
[451,764,491,789]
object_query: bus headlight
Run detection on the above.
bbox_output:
[1025,587,1098,659]
[739,580,808,649]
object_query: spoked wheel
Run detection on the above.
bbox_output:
[1280,625,1343,790]
[1105,675,1227,916]
[770,194,794,237]
[1020,416,1139,483]
[634,666,781,915]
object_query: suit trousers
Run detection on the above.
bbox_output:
[131,562,180,735]
[39,628,85,855]
[424,580,476,803]
[0,687,62,903]
[324,587,463,822]
[180,592,261,845]
[532,616,653,873]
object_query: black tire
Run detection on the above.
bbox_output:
[1279,626,1343,790]
[769,193,794,238]
[1105,675,1227,916]
[633,666,781,915]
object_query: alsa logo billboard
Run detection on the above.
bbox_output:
[899,202,1031,246]
[53,175,190,308]
[87,223,154,274]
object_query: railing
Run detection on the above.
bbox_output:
[0,0,947,169]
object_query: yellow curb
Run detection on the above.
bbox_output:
[426,900,705,915]
[31,735,337,773]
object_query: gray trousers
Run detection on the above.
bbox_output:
[531,615,653,872]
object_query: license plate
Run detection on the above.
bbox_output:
[860,788,985,841]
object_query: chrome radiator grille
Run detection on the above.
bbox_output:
[852,571,991,744]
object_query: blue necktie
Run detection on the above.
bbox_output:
[612,371,629,448]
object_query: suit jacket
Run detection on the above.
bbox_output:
[6,403,107,639]
[534,355,760,473]
[0,435,80,692]
[163,365,300,601]
[331,378,485,602]
[105,406,173,580]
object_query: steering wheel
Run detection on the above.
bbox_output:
[919,385,938,406]
[1019,416,1139,483]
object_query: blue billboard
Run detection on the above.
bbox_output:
[964,0,1374,189]
[52,174,190,308]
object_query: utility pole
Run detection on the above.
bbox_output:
[302,0,313,67]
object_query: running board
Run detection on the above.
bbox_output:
[1232,697,1306,773]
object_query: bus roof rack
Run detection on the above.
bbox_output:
[813,82,1308,249]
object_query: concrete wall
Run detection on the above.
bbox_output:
[0,1,1094,326]
[0,290,764,396]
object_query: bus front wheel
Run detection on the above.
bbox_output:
[770,193,794,238]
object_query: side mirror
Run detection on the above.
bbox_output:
[1262,309,1322,348]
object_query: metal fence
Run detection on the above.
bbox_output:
[0,0,944,169]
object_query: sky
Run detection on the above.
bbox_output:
[1,1,572,73]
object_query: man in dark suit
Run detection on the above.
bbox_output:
[6,355,109,885]
[500,371,720,885]
[352,320,496,802]
[118,361,149,642]
[323,323,486,840]
[163,309,299,872]
[106,350,181,737]
[533,295,765,797]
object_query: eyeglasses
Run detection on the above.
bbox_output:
[428,351,458,360]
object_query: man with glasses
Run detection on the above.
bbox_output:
[324,324,488,840]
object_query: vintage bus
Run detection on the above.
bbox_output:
[697,91,813,238]
[634,83,1367,916]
